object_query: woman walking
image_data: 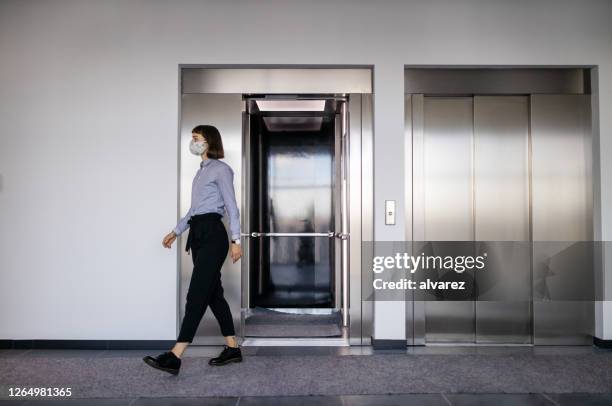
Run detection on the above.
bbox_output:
[143,125,243,375]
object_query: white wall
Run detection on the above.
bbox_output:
[1,0,611,341]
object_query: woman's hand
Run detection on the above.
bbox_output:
[162,231,177,248]
[230,243,242,263]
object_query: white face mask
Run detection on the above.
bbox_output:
[189,139,208,156]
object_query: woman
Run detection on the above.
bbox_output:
[143,125,243,376]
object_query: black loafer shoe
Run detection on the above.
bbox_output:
[209,345,242,366]
[143,351,181,375]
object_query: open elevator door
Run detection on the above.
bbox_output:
[241,96,350,339]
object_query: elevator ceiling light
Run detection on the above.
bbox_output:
[255,100,326,112]
[263,116,323,132]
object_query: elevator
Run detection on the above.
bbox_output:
[405,68,596,345]
[241,96,348,339]
[178,68,373,346]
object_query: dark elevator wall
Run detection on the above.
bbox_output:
[249,117,336,308]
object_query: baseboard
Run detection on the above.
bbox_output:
[371,338,405,349]
[0,339,175,350]
[593,336,612,349]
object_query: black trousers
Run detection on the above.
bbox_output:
[176,212,236,342]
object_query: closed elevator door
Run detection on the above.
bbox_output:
[531,94,593,344]
[411,95,532,344]
[418,96,476,343]
[473,96,531,344]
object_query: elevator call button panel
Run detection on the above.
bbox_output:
[385,200,396,225]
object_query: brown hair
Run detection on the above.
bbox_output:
[192,125,224,159]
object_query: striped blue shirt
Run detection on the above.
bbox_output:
[173,158,241,241]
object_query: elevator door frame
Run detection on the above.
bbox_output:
[240,95,371,344]
[177,67,373,346]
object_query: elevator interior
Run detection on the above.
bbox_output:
[178,68,373,345]
[241,96,346,338]
[405,68,596,345]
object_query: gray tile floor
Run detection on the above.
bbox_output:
[1,394,612,405]
[1,346,611,405]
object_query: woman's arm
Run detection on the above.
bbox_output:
[173,207,193,236]
[216,164,241,241]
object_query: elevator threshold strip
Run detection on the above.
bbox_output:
[241,337,349,347]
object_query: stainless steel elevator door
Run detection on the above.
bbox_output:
[413,95,533,344]
[531,94,593,344]
[412,93,593,345]
[473,96,531,344]
[420,97,476,343]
